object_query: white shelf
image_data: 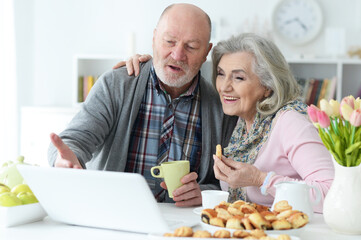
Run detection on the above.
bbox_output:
[73,55,361,105]
[286,58,361,101]
[73,55,124,105]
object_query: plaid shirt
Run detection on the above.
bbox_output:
[125,67,202,201]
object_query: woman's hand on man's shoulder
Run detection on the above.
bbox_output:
[112,54,152,76]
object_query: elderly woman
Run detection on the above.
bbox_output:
[114,33,334,213]
[211,33,334,213]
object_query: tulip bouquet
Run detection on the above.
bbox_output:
[307,96,361,167]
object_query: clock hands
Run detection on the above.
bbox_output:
[284,17,308,31]
[296,19,308,31]
[284,17,297,25]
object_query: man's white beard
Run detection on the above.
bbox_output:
[155,67,194,88]
[153,58,197,88]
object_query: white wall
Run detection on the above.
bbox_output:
[14,0,361,108]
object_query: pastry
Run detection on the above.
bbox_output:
[216,144,222,159]
[277,234,291,240]
[163,232,173,237]
[271,219,292,230]
[173,226,193,237]
[260,237,276,240]
[227,206,244,216]
[287,212,309,229]
[230,200,246,208]
[213,229,231,238]
[260,211,277,222]
[193,230,212,238]
[273,200,292,213]
[249,229,267,239]
[248,212,272,230]
[254,203,269,213]
[210,217,225,228]
[240,204,257,214]
[225,216,243,230]
[199,199,309,232]
[201,208,217,224]
[214,201,230,210]
[276,209,294,220]
[216,208,233,222]
[241,217,254,230]
[259,237,278,240]
[233,230,251,238]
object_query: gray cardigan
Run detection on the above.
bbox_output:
[48,60,237,190]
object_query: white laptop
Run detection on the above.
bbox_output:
[17,165,197,234]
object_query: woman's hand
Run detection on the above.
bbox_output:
[213,155,267,189]
[112,54,152,76]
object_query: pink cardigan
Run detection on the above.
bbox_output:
[221,110,334,213]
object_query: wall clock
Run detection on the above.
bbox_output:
[272,0,324,45]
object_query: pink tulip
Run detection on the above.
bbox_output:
[307,105,319,123]
[316,111,330,128]
[350,109,361,127]
[340,96,355,111]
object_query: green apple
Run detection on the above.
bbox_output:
[11,183,33,195]
[0,185,10,194]
[0,156,27,188]
[17,192,38,205]
[0,192,22,207]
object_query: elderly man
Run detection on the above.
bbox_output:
[48,3,237,207]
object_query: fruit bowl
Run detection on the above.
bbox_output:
[0,202,47,227]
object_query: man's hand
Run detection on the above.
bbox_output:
[112,54,152,76]
[50,133,83,169]
[159,172,201,207]
[213,155,266,188]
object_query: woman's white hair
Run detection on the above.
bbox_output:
[211,33,301,116]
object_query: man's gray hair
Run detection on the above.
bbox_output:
[211,33,301,116]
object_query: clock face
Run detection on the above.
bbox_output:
[272,0,323,45]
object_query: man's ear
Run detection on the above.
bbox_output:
[204,43,213,62]
[152,29,157,46]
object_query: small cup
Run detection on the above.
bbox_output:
[201,190,229,209]
[150,160,190,198]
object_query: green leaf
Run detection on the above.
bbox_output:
[345,142,361,166]
[355,155,361,166]
[354,127,361,142]
[335,140,345,165]
[345,142,361,155]
[318,128,332,151]
[329,150,343,165]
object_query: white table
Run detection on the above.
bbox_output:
[1,203,360,240]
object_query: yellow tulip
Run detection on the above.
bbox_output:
[320,99,333,117]
[355,97,361,110]
[329,99,340,117]
[341,103,354,121]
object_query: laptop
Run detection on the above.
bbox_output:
[17,165,197,234]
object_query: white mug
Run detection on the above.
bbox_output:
[201,190,229,209]
[271,181,321,221]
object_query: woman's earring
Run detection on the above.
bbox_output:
[264,89,272,98]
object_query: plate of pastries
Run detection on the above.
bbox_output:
[200,200,308,236]
[151,225,299,239]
